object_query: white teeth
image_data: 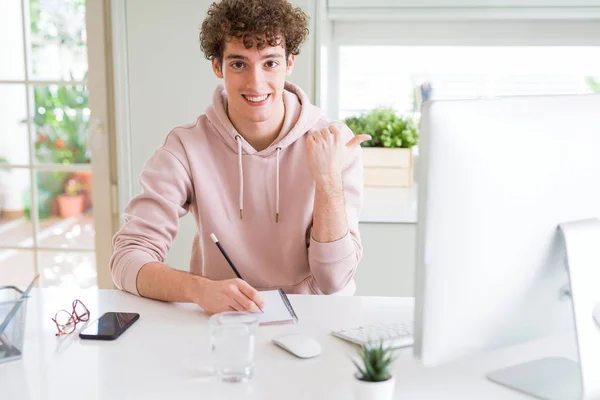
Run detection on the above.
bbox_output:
[244,94,268,102]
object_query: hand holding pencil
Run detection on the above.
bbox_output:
[196,233,264,315]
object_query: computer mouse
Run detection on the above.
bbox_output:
[272,334,321,359]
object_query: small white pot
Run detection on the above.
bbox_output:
[353,375,396,400]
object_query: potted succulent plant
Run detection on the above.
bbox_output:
[352,342,396,400]
[57,178,84,218]
[345,108,419,188]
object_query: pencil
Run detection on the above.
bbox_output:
[210,233,263,313]
[210,233,243,279]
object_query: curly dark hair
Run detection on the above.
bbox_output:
[200,0,309,66]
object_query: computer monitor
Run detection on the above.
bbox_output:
[413,94,600,399]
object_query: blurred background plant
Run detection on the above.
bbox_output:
[28,0,89,166]
[344,108,419,148]
[63,178,83,196]
[33,81,90,165]
[21,0,90,219]
[29,0,89,166]
[586,77,600,93]
[30,0,86,76]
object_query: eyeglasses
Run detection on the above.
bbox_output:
[51,299,90,336]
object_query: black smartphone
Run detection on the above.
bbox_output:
[79,312,140,341]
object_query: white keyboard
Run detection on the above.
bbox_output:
[331,322,414,349]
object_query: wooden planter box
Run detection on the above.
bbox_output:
[362,147,414,188]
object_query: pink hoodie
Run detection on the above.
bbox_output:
[110,82,364,296]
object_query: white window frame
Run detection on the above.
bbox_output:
[0,0,116,289]
[87,0,119,289]
[327,0,600,21]
[325,18,600,121]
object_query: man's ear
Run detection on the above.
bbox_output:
[212,57,224,79]
[286,54,295,76]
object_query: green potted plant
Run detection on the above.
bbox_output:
[57,178,84,218]
[345,108,419,187]
[352,342,396,400]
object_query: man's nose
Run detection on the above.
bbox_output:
[247,66,265,90]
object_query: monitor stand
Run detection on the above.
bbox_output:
[486,218,600,400]
[487,357,581,400]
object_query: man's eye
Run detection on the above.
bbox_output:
[231,62,245,69]
[265,61,278,68]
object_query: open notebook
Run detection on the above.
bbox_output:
[253,289,298,325]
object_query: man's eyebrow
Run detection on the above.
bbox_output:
[225,53,285,60]
[225,54,247,60]
[261,53,284,60]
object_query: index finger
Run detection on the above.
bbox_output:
[346,134,372,149]
[327,124,341,134]
[236,280,265,310]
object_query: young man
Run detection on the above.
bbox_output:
[110,0,370,314]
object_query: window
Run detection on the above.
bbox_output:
[0,0,102,289]
[338,46,600,120]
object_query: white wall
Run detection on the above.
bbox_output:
[356,223,416,297]
[118,0,317,271]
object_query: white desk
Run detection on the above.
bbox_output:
[0,289,576,400]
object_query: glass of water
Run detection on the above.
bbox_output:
[209,311,258,383]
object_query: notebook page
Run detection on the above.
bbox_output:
[254,290,295,325]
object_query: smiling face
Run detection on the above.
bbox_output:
[212,36,295,126]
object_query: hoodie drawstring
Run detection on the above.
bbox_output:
[235,135,281,223]
[235,135,244,219]
[276,147,281,223]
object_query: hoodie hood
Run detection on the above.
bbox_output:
[205,81,322,157]
[204,81,323,222]
[206,82,321,222]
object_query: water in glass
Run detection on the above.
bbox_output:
[209,312,258,382]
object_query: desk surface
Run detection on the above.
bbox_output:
[0,289,576,400]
